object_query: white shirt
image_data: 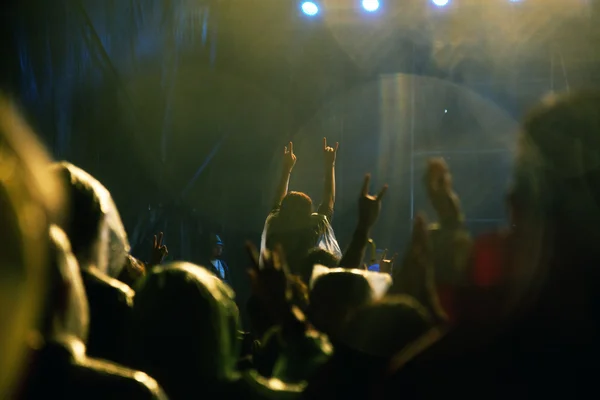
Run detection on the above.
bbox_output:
[211,259,226,279]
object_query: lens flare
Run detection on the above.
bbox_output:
[301,2,319,16]
[362,0,380,12]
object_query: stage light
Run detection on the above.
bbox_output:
[432,0,449,6]
[301,1,319,16]
[362,0,380,12]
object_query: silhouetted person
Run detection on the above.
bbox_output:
[380,91,600,398]
[204,234,231,284]
[20,226,167,400]
[0,96,63,398]
[127,263,304,399]
[51,162,133,364]
[261,139,341,275]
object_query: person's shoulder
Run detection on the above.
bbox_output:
[73,357,168,400]
[234,370,304,400]
[82,267,134,307]
[316,203,333,221]
[269,205,281,216]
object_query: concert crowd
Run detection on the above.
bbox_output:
[2,91,600,399]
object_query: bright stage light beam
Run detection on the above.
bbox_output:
[301,2,319,16]
[362,0,380,12]
[432,0,449,6]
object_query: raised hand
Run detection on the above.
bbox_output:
[396,215,430,290]
[379,249,398,274]
[391,214,448,322]
[283,141,297,172]
[246,242,291,322]
[424,158,461,227]
[150,232,168,266]
[358,174,388,229]
[247,242,310,336]
[323,137,339,167]
[425,158,452,200]
[121,254,146,285]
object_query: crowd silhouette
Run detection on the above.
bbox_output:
[2,91,600,399]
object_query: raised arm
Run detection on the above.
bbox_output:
[425,158,462,228]
[272,142,297,209]
[390,214,448,325]
[339,174,387,269]
[321,137,339,215]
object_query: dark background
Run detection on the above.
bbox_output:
[2,0,600,322]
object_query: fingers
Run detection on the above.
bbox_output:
[426,158,449,183]
[289,141,293,154]
[245,241,260,271]
[323,138,339,152]
[153,235,157,248]
[160,245,168,256]
[361,174,388,200]
[247,268,259,291]
[381,249,388,261]
[377,185,388,201]
[361,174,371,197]
[284,145,288,154]
[271,245,283,271]
[158,232,164,246]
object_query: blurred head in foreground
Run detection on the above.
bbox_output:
[0,95,64,397]
[127,263,240,398]
[509,91,600,326]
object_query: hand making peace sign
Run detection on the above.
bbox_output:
[150,232,168,266]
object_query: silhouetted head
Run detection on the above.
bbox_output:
[128,263,240,398]
[509,91,600,324]
[0,96,64,397]
[308,271,373,339]
[280,191,313,220]
[299,248,340,284]
[210,234,224,259]
[341,295,433,358]
[50,162,129,278]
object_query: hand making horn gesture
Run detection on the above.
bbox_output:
[323,137,339,167]
[358,174,388,230]
[283,141,297,172]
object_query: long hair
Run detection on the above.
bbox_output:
[279,191,313,225]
